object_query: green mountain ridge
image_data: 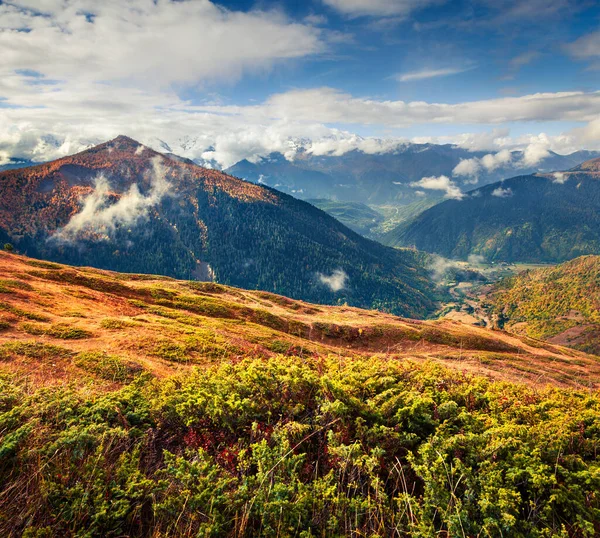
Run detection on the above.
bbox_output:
[389,169,600,262]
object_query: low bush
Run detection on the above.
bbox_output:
[1,357,599,537]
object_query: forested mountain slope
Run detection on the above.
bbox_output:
[0,136,438,317]
[485,256,600,354]
[389,163,600,262]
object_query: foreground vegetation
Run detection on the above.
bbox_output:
[0,252,599,536]
[2,356,600,537]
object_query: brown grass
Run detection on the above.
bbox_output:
[1,251,599,390]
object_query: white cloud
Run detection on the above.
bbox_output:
[52,157,171,242]
[453,158,481,178]
[552,172,568,184]
[410,175,464,199]
[255,87,600,127]
[321,0,440,18]
[521,143,550,166]
[508,51,540,70]
[491,186,513,198]
[1,1,324,87]
[566,30,600,59]
[481,149,513,171]
[318,269,348,292]
[395,66,474,82]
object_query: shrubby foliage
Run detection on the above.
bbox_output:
[1,357,600,537]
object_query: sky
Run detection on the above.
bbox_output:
[0,0,599,167]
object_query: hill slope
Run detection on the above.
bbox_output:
[306,199,384,236]
[485,256,600,354]
[0,136,438,317]
[2,253,600,537]
[388,164,600,262]
[0,252,597,389]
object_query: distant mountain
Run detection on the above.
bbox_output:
[0,158,36,172]
[387,160,600,262]
[306,199,384,236]
[0,136,439,317]
[485,256,600,354]
[225,145,599,205]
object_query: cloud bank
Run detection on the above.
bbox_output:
[0,1,599,170]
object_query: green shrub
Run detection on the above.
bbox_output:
[0,301,49,322]
[1,357,600,537]
[0,341,71,360]
[74,351,145,382]
[100,318,138,330]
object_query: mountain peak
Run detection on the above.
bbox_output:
[109,134,142,146]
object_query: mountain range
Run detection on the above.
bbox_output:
[225,144,600,205]
[386,157,600,262]
[0,136,438,317]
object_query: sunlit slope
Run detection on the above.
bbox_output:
[0,252,598,389]
[485,255,600,354]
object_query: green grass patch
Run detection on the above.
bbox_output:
[74,351,145,382]
[0,301,49,322]
[20,322,92,340]
[100,318,139,330]
[0,341,71,360]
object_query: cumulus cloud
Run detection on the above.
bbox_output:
[453,158,482,178]
[318,269,348,292]
[552,172,568,184]
[395,66,474,82]
[52,157,171,243]
[491,186,513,198]
[452,145,552,181]
[521,143,551,166]
[481,149,513,171]
[0,1,324,87]
[410,175,464,199]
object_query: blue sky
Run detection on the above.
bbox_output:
[0,0,599,166]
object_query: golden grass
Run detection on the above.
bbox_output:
[0,251,599,390]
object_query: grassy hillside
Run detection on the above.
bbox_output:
[0,253,600,538]
[0,252,596,389]
[2,253,600,536]
[392,170,600,262]
[0,136,439,317]
[485,256,600,354]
